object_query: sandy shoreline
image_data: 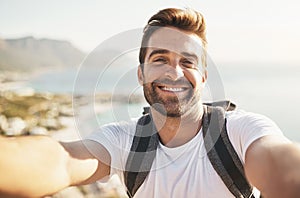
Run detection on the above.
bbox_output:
[48,104,128,198]
[51,103,112,142]
[0,74,132,197]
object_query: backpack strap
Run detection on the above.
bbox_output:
[124,100,256,198]
[203,100,236,111]
[124,114,159,197]
[202,105,255,198]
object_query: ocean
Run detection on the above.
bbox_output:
[28,62,300,142]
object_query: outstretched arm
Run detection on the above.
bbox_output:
[0,136,110,197]
[245,135,300,198]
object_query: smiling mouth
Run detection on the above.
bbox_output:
[159,86,187,92]
[152,79,192,94]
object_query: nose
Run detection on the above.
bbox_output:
[165,61,184,80]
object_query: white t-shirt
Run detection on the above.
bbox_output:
[87,110,284,198]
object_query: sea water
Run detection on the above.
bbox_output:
[28,62,300,142]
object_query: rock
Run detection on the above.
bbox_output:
[59,105,73,116]
[80,182,121,198]
[46,108,59,118]
[39,118,62,130]
[29,126,48,135]
[28,101,50,115]
[24,117,38,129]
[4,117,27,136]
[38,92,54,100]
[52,186,85,198]
[97,174,128,198]
[0,115,8,132]
[14,87,35,97]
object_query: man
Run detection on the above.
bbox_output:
[1,8,300,198]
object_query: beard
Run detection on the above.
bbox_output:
[143,78,201,117]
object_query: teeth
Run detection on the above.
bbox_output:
[161,87,184,92]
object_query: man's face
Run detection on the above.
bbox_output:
[138,27,207,117]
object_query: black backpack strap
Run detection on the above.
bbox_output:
[124,100,257,197]
[124,114,159,197]
[203,100,236,111]
[202,105,255,198]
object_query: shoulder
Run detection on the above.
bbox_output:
[225,109,282,133]
[93,118,138,136]
[225,109,284,162]
[100,119,139,135]
[85,118,140,173]
[86,118,139,150]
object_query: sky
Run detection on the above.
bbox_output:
[1,0,300,65]
[1,0,300,140]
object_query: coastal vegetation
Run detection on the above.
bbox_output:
[0,36,134,197]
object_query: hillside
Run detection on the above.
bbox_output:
[0,36,85,71]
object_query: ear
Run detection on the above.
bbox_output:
[202,69,208,84]
[137,65,144,85]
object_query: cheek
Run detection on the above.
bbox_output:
[142,66,165,83]
[183,70,203,89]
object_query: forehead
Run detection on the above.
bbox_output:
[146,27,203,58]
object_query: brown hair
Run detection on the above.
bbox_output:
[139,8,207,69]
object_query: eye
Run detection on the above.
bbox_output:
[181,58,196,68]
[152,57,168,64]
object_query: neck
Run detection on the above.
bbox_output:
[151,103,204,148]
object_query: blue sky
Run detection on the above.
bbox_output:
[0,0,300,64]
[1,0,300,140]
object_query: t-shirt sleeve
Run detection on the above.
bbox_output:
[85,120,136,175]
[226,110,285,163]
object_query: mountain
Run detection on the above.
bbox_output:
[0,36,86,71]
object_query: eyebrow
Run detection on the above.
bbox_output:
[181,52,199,63]
[148,49,170,59]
